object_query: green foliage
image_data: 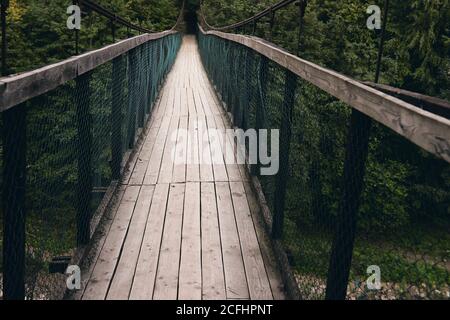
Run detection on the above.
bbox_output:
[203,0,450,295]
[0,0,180,295]
[5,0,180,74]
[202,0,450,97]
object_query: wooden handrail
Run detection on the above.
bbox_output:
[0,31,177,111]
[364,82,450,120]
[199,25,450,164]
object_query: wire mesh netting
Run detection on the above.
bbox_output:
[0,33,181,299]
[347,127,450,300]
[198,31,450,300]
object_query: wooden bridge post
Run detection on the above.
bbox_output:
[149,41,156,110]
[234,47,245,127]
[111,55,125,180]
[217,38,224,106]
[157,40,162,87]
[137,46,145,128]
[242,47,253,131]
[213,39,220,91]
[222,41,230,109]
[75,71,93,245]
[218,40,226,100]
[272,70,297,239]
[226,42,235,113]
[2,103,26,300]
[251,55,269,176]
[325,111,371,300]
[145,42,152,115]
[127,49,137,148]
[325,0,389,300]
[231,43,239,122]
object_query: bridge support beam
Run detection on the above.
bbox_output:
[272,70,297,239]
[111,55,125,180]
[251,55,269,176]
[75,72,93,246]
[326,0,388,300]
[2,103,26,300]
[325,111,372,300]
[127,49,137,148]
[137,46,145,128]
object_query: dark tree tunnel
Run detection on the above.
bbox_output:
[184,0,199,34]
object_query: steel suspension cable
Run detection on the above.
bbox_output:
[200,0,297,31]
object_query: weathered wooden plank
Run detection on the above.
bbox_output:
[129,183,170,299]
[82,185,141,300]
[158,116,180,183]
[193,86,206,115]
[143,115,172,185]
[243,181,285,300]
[248,176,301,300]
[71,185,126,300]
[121,84,169,185]
[229,181,272,300]
[148,84,171,126]
[178,182,202,300]
[206,114,228,182]
[213,114,242,182]
[201,183,226,300]
[186,115,201,182]
[129,126,160,185]
[198,77,222,116]
[215,182,249,299]
[106,185,155,300]
[198,115,215,182]
[187,87,197,116]
[180,86,189,116]
[173,85,181,115]
[153,183,186,300]
[79,35,288,301]
[201,27,450,163]
[216,112,250,182]
[172,116,188,183]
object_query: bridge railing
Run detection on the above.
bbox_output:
[0,29,181,300]
[198,26,450,300]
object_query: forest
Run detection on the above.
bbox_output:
[0,0,449,299]
[0,0,181,299]
[201,0,450,299]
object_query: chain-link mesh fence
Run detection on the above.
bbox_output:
[0,32,181,299]
[198,30,450,300]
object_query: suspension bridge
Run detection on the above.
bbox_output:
[1,1,449,300]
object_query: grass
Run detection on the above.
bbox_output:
[283,217,450,297]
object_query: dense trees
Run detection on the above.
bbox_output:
[203,0,450,235]
[4,0,180,74]
[202,0,450,297]
[202,0,450,99]
[0,0,448,299]
[0,0,181,299]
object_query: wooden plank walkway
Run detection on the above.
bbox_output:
[79,35,285,300]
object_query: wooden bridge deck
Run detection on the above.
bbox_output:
[79,36,285,300]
